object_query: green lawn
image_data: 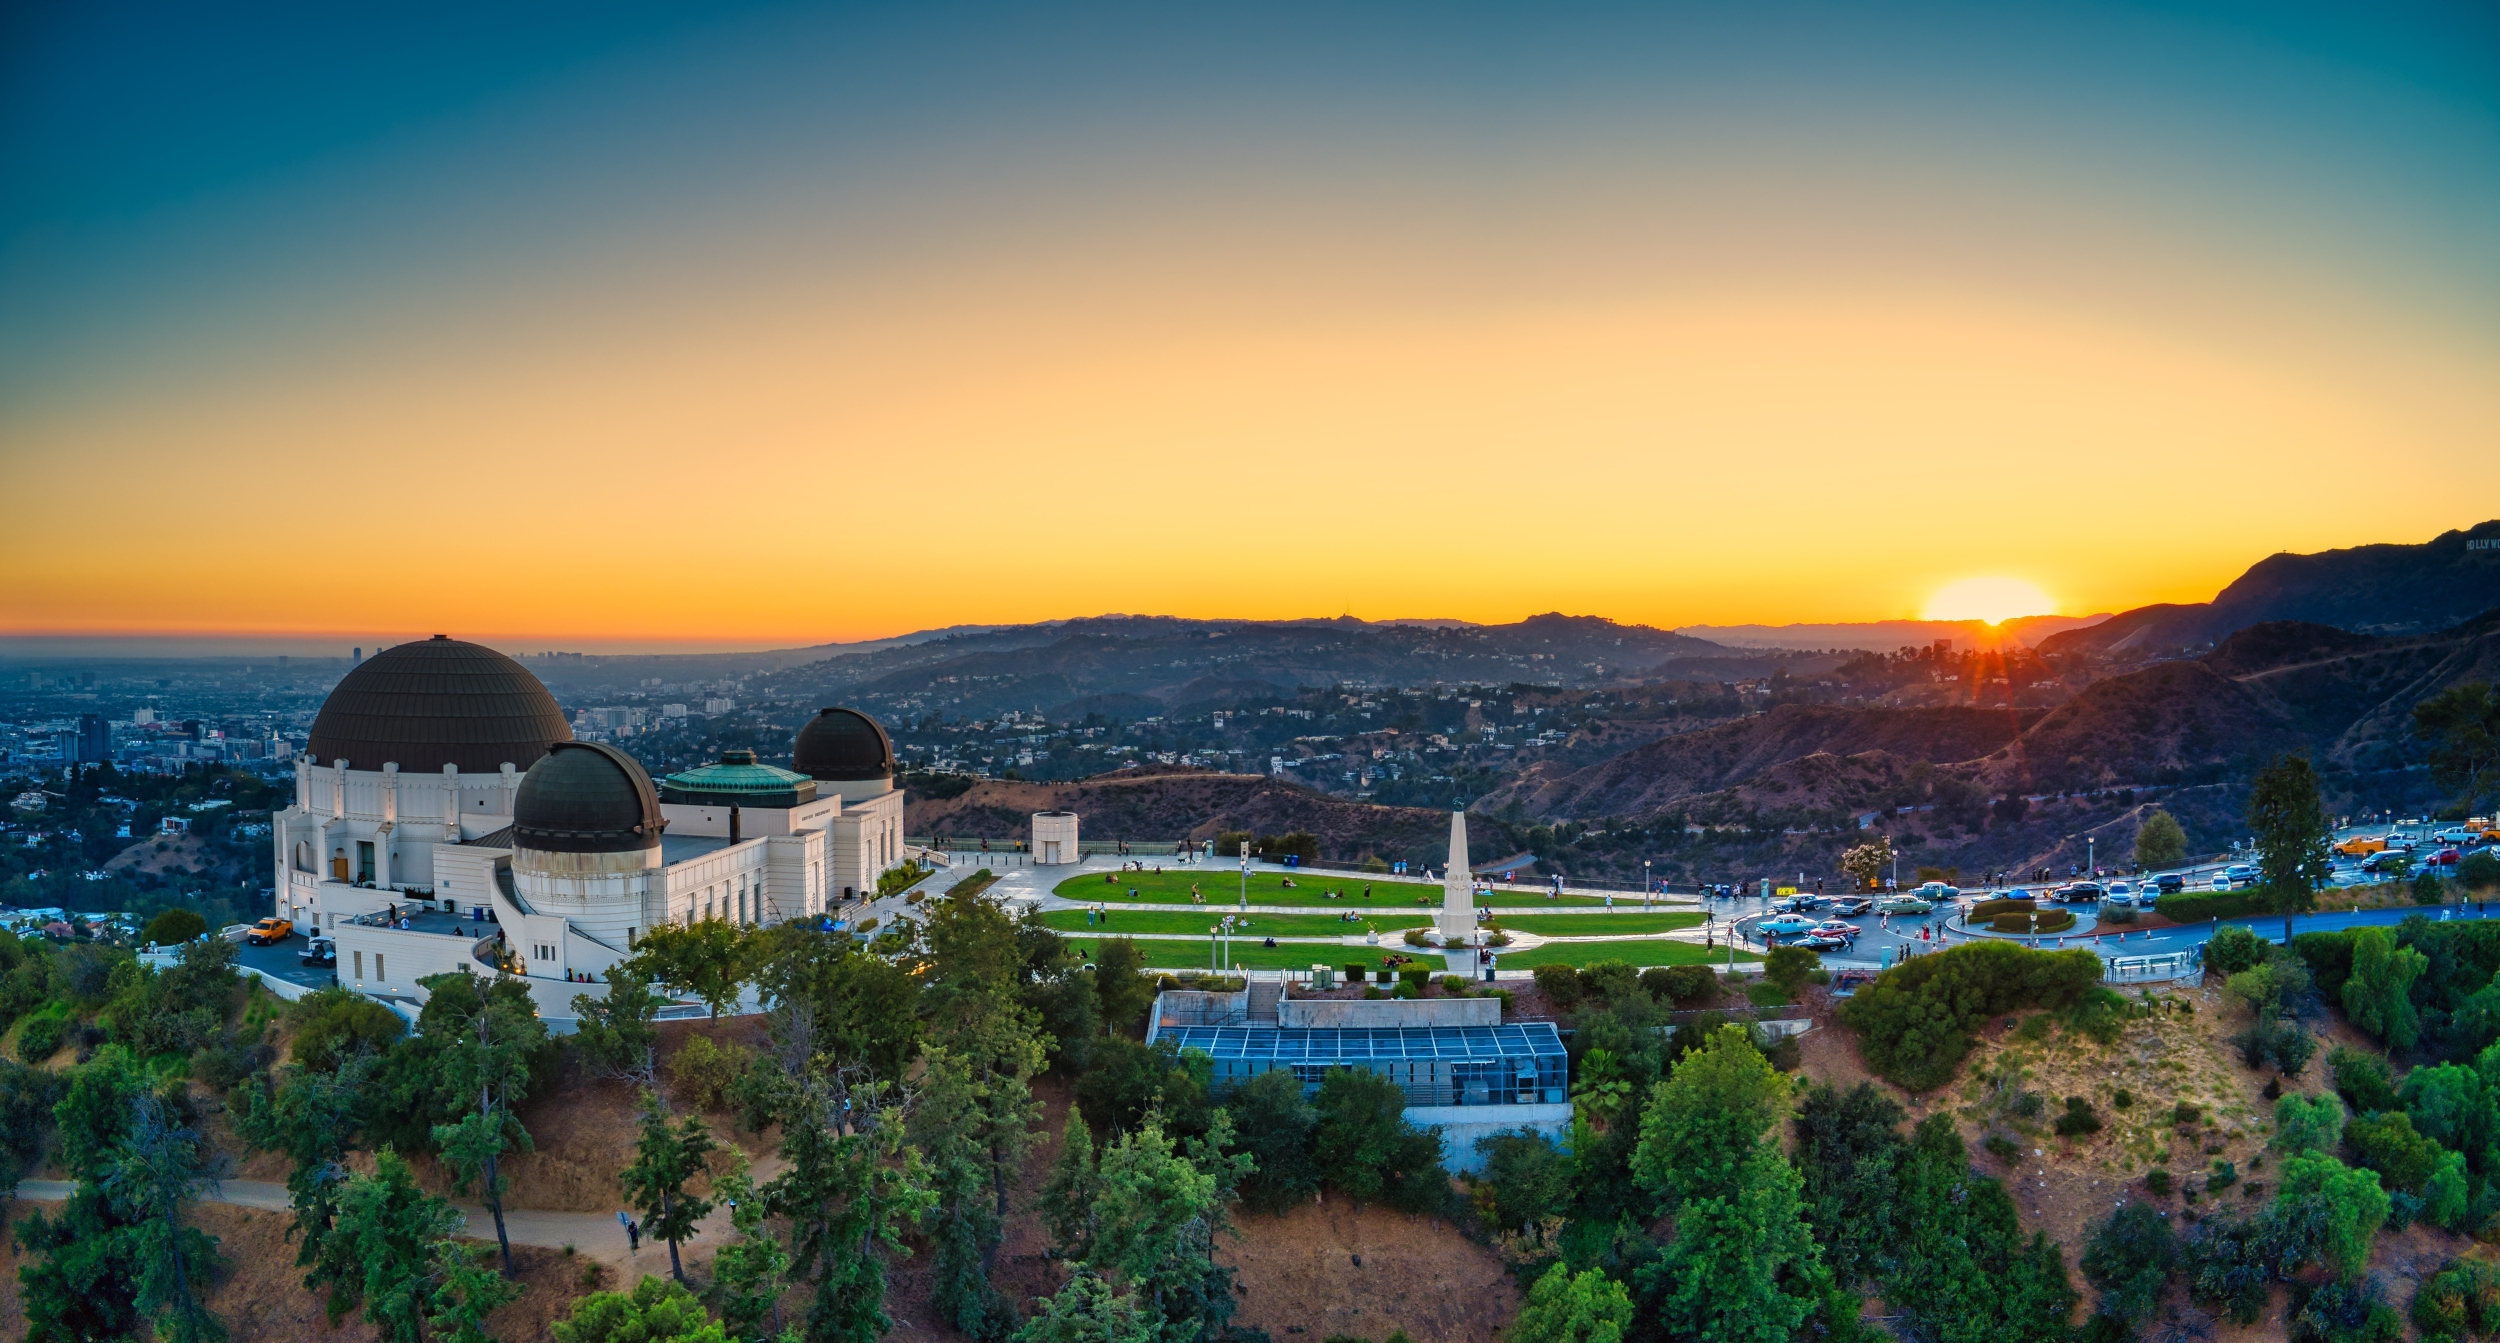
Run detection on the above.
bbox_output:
[1492,912,1706,936]
[1495,940,1759,969]
[1040,909,1431,938]
[1069,938,1406,972]
[1053,869,1620,908]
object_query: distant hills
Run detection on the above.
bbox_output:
[2040,520,2500,658]
[1676,614,2110,652]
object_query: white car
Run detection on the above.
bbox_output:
[2105,881,2133,905]
[2432,827,2482,845]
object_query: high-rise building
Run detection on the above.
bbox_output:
[75,714,108,763]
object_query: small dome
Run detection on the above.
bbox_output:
[513,742,663,853]
[308,635,571,773]
[660,750,818,808]
[792,707,894,781]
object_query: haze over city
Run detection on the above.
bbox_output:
[5,1,2497,653]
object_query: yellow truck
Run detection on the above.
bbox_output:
[244,917,294,946]
[2335,836,2388,858]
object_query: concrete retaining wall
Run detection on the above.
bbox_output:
[1279,997,1499,1028]
[1406,1102,1573,1173]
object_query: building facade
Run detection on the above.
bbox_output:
[270,636,907,1015]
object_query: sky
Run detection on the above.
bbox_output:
[3,0,2495,653]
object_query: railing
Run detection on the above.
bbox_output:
[2104,949,2203,983]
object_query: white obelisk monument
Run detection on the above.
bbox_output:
[1436,806,1476,942]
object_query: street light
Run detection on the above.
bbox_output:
[1239,841,1250,911]
[1643,860,1651,910]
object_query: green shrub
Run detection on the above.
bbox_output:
[2101,904,2139,925]
[1531,964,1583,1010]
[666,1033,751,1110]
[1744,980,1792,1008]
[2328,1047,2396,1114]
[1363,986,1385,1000]
[2014,1014,2053,1043]
[2156,889,2267,923]
[2112,1088,2134,1109]
[1343,964,1366,983]
[2054,1097,2102,1137]
[2172,1101,2203,1125]
[2412,1259,2500,1340]
[1969,898,2036,922]
[1644,963,1719,1007]
[1990,909,2075,934]
[287,986,406,1073]
[140,908,206,947]
[1763,945,1821,993]
[1440,975,1465,993]
[1401,928,1428,947]
[1984,1134,2021,1164]
[2461,849,2500,894]
[1391,982,1417,999]
[2079,1203,2179,1326]
[1577,960,1638,1004]
[2287,1278,2401,1343]
[2145,1169,2172,1195]
[1397,967,1430,989]
[2208,1159,2237,1193]
[14,1016,63,1062]
[1837,941,2104,1091]
[2204,924,2271,976]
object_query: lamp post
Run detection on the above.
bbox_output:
[1643,860,1651,910]
[1239,841,1250,911]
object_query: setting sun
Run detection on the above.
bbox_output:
[1922,577,2057,625]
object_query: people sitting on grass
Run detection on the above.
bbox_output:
[1281,878,1297,888]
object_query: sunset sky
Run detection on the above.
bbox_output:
[3,1,2495,653]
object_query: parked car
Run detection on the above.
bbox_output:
[1875,896,1935,915]
[2431,847,2463,866]
[2154,873,2186,895]
[1810,920,1862,940]
[1790,931,1853,951]
[2336,836,2389,857]
[245,917,293,946]
[299,936,336,967]
[1831,898,1875,916]
[2054,882,2104,903]
[1912,881,1962,900]
[2364,850,2415,874]
[2104,881,2133,905]
[1757,915,1820,936]
[2223,864,2260,887]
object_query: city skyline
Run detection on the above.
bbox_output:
[4,2,2494,647]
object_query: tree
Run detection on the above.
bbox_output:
[2249,753,2334,944]
[705,1167,792,1343]
[1092,939,1157,1038]
[1082,1112,1253,1343]
[1037,1109,1100,1260]
[621,1089,720,1284]
[1839,838,1892,890]
[2341,927,2428,1052]
[1470,1128,1573,1241]
[556,1274,730,1343]
[235,1051,377,1280]
[1508,1264,1632,1343]
[2415,681,2500,816]
[747,927,924,1078]
[631,918,755,1020]
[573,965,666,1086]
[286,985,406,1073]
[1312,1066,1445,1211]
[2203,924,2271,976]
[141,908,206,947]
[1792,1082,1907,1291]
[17,1048,155,1341]
[2079,1204,2177,1326]
[2275,1153,2391,1282]
[2273,1092,2347,1157]
[1632,1024,1791,1213]
[2133,811,2189,871]
[1223,1068,1320,1216]
[1762,946,1820,995]
[100,1091,226,1343]
[1013,1271,1156,1343]
[910,1047,1018,1339]
[317,1147,521,1343]
[1643,1142,1824,1343]
[423,971,549,1277]
[760,1072,936,1343]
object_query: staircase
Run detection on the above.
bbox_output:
[1247,975,1281,1025]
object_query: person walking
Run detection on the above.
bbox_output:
[627,1220,641,1253]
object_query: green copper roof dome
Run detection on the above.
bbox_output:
[660,749,818,809]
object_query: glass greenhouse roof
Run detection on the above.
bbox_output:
[1158,1022,1565,1062]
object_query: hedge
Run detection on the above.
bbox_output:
[1970,898,2036,922]
[2156,889,2268,923]
[1990,909,2076,934]
[1837,941,2104,1091]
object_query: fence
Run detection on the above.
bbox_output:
[2103,949,2203,984]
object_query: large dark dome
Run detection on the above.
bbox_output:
[792,706,894,781]
[307,636,572,774]
[513,742,663,853]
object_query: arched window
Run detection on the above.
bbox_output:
[294,841,313,873]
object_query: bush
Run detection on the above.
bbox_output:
[1763,945,1821,993]
[2329,1047,2397,1114]
[666,1033,751,1110]
[2145,1169,2172,1195]
[1363,987,1385,1000]
[2080,1203,2179,1325]
[2205,924,2271,976]
[1401,929,1428,947]
[1390,982,1417,999]
[1970,898,2037,922]
[2208,1159,2238,1193]
[1440,975,1465,993]
[1644,964,1719,1007]
[2287,1278,2401,1343]
[1577,960,1638,1005]
[288,986,405,1073]
[1343,964,1366,983]
[1398,967,1430,989]
[1984,1134,2021,1164]
[2157,889,2267,923]
[1990,909,2075,934]
[2055,1097,2103,1137]
[1837,941,2104,1091]
[2173,1101,2203,1125]
[1531,964,1583,1010]
[141,909,206,947]
[2461,849,2500,894]
[2101,904,2139,925]
[2413,1259,2500,1340]
[2113,1088,2134,1108]
[15,1016,63,1062]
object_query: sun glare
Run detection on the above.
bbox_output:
[1922,577,2056,625]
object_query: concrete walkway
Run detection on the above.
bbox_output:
[8,1178,740,1270]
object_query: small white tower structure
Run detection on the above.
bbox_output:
[1032,810,1079,865]
[1436,806,1476,942]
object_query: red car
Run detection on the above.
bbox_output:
[2431,848,2462,866]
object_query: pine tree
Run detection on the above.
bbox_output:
[1037,1108,1100,1260]
[620,1088,721,1284]
[1508,1264,1633,1343]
